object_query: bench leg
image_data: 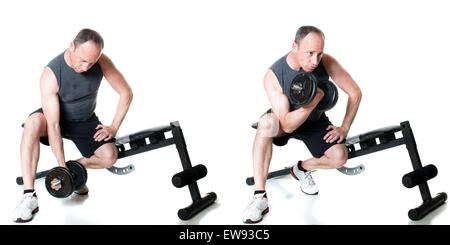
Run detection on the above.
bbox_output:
[171,121,216,219]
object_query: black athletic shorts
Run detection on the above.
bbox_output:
[262,109,340,158]
[24,108,116,158]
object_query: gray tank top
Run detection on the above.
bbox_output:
[269,53,329,122]
[47,51,103,122]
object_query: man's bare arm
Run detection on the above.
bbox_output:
[40,67,65,167]
[95,54,133,141]
[322,54,362,134]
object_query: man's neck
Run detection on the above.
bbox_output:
[63,49,73,69]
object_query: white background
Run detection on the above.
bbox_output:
[0,0,449,225]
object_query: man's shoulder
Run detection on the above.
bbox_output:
[270,53,288,70]
[47,51,65,70]
[320,53,337,69]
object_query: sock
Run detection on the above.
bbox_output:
[297,160,307,172]
[23,189,37,197]
[254,190,267,198]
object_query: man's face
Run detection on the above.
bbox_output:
[69,41,102,73]
[292,32,324,72]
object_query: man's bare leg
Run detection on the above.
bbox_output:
[252,113,285,191]
[20,113,48,190]
[301,143,348,171]
[243,113,284,224]
[76,142,118,169]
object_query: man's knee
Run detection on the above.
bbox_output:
[102,152,118,169]
[327,145,348,169]
[106,159,118,169]
[23,114,46,137]
[257,113,280,138]
[98,145,118,168]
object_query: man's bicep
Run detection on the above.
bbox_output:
[263,69,289,119]
[40,67,60,125]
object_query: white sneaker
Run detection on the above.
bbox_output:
[12,192,39,223]
[242,193,269,224]
[290,162,319,195]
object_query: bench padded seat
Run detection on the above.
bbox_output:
[115,125,172,146]
[345,125,402,146]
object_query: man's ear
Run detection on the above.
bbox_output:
[69,41,76,52]
[292,41,299,53]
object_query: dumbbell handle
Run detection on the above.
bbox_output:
[291,84,303,91]
[51,179,62,189]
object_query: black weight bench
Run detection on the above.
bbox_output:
[246,121,446,221]
[16,121,217,220]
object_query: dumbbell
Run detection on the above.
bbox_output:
[289,73,338,111]
[45,160,88,198]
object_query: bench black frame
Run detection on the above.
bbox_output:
[246,121,446,221]
[16,121,217,221]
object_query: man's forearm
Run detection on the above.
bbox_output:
[47,124,65,167]
[110,92,133,132]
[279,90,324,133]
[341,93,362,132]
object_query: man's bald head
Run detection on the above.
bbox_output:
[73,28,104,50]
[68,29,104,73]
[291,26,325,72]
[294,26,325,46]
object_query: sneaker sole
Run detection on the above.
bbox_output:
[243,207,269,224]
[14,207,39,223]
[301,190,319,196]
[74,191,89,196]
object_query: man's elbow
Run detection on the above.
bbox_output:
[279,117,295,134]
[283,126,295,134]
[128,90,133,103]
[122,89,133,104]
[353,88,362,104]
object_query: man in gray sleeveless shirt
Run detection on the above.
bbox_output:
[13,29,133,223]
[243,26,362,223]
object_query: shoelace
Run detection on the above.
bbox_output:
[304,170,316,186]
[247,195,265,209]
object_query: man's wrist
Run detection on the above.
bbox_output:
[110,124,119,133]
[341,125,350,134]
[57,159,66,168]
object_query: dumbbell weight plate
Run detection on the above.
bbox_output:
[289,73,317,106]
[316,80,339,111]
[45,167,74,198]
[66,161,88,191]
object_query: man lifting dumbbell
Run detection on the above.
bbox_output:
[12,29,133,223]
[242,26,362,223]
